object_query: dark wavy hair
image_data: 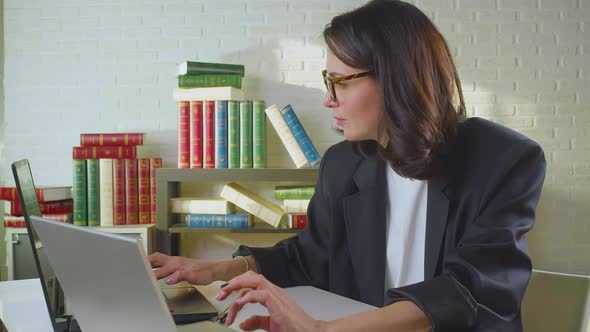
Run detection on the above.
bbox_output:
[323,0,466,180]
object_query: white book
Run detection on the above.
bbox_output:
[173,87,244,101]
[265,104,308,168]
[99,159,114,226]
[34,186,72,202]
[169,198,234,214]
[220,183,284,228]
[282,199,310,214]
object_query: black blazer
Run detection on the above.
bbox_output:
[235,117,546,331]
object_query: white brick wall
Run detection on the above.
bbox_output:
[2,0,590,275]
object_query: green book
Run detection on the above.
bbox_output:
[178,61,245,76]
[178,74,242,88]
[253,100,266,169]
[240,101,253,168]
[86,159,100,226]
[73,159,87,226]
[275,186,315,200]
[228,101,240,168]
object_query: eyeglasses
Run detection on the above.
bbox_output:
[322,69,374,102]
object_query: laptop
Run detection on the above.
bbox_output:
[31,215,234,332]
[12,159,219,329]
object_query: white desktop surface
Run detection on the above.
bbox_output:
[1,279,376,332]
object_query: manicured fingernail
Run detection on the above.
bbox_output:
[215,293,223,300]
[220,282,228,288]
[165,277,172,284]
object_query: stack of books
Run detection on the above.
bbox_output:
[72,133,162,226]
[275,185,314,229]
[1,186,73,228]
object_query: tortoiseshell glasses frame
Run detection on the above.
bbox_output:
[322,69,374,102]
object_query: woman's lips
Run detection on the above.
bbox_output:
[334,118,346,127]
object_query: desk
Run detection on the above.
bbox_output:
[1,279,375,331]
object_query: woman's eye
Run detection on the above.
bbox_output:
[335,81,347,87]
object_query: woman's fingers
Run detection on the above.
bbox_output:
[217,271,268,301]
[227,290,276,326]
[239,315,271,331]
[153,263,178,280]
[148,252,168,267]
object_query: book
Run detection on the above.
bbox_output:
[170,198,234,214]
[125,159,139,225]
[274,186,315,200]
[3,213,72,228]
[227,100,240,169]
[280,104,321,168]
[265,104,308,168]
[282,199,310,214]
[80,133,144,146]
[253,100,266,169]
[138,158,151,224]
[0,186,72,202]
[240,101,253,168]
[149,158,162,224]
[73,146,137,159]
[112,159,126,225]
[99,159,114,226]
[178,73,242,89]
[185,213,251,228]
[73,159,87,226]
[9,199,74,216]
[288,214,307,229]
[189,101,203,168]
[177,101,190,168]
[203,101,215,168]
[220,183,284,228]
[173,87,245,101]
[177,61,245,77]
[215,100,229,168]
[86,159,100,227]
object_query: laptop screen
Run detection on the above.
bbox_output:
[11,159,66,328]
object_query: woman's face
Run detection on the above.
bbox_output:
[323,50,385,142]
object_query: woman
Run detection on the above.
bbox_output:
[149,0,546,331]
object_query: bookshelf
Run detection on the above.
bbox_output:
[155,168,319,255]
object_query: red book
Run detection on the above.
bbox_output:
[10,199,74,216]
[125,159,139,225]
[112,159,126,225]
[73,146,136,159]
[3,213,72,227]
[204,101,215,168]
[149,158,162,224]
[0,186,72,203]
[190,101,203,169]
[178,101,190,168]
[80,133,144,146]
[288,214,307,229]
[138,158,151,224]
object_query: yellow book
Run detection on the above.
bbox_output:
[220,183,284,228]
[265,104,308,168]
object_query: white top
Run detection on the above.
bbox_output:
[384,165,428,291]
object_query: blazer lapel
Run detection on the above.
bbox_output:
[343,157,387,307]
[424,174,450,279]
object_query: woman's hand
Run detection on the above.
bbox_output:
[216,271,328,332]
[148,252,218,285]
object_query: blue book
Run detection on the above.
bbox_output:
[185,214,251,228]
[280,104,321,167]
[215,100,228,168]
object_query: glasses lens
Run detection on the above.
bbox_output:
[322,71,336,102]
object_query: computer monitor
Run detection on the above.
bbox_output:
[11,159,74,331]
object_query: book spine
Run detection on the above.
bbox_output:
[0,187,71,203]
[125,159,139,225]
[220,183,283,228]
[184,214,250,228]
[265,104,308,168]
[72,146,137,159]
[112,159,126,225]
[288,214,308,229]
[227,214,251,228]
[80,133,144,146]
[0,187,18,201]
[280,104,321,168]
[149,158,162,224]
[239,101,253,168]
[138,158,151,224]
[253,100,266,169]
[177,101,190,168]
[4,214,73,228]
[39,200,74,214]
[173,87,245,101]
[170,199,232,214]
[99,159,114,227]
[73,159,88,226]
[189,101,203,169]
[215,100,229,168]
[203,101,216,168]
[178,74,242,89]
[181,61,245,76]
[274,186,315,200]
[86,159,101,226]
[227,100,240,169]
[282,199,310,214]
[9,200,22,216]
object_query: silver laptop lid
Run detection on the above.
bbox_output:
[30,216,177,332]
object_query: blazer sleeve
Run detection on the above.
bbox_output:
[385,139,546,331]
[232,147,333,288]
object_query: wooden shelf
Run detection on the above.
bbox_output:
[156,168,318,183]
[168,224,299,234]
